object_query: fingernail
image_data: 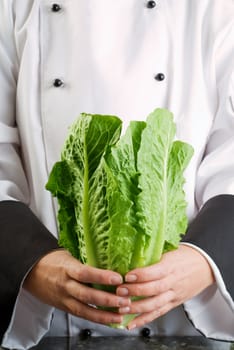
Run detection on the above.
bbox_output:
[110,276,122,285]
[125,274,137,282]
[117,287,129,296]
[118,298,130,306]
[119,306,130,314]
[128,323,136,330]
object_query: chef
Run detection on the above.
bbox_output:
[0,0,234,349]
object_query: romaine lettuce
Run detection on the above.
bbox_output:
[46,108,194,325]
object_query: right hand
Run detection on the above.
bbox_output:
[23,249,130,325]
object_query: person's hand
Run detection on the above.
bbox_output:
[23,249,130,325]
[116,244,215,330]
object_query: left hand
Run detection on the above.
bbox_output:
[116,244,215,330]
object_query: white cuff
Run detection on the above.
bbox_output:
[181,242,234,341]
[2,287,54,350]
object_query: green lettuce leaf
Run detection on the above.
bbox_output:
[130,109,194,268]
[103,121,146,275]
[46,113,122,267]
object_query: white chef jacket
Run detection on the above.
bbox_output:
[0,0,234,349]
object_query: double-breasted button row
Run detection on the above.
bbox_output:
[51,4,63,86]
[79,327,151,339]
[51,2,157,12]
[51,2,157,11]
[53,74,165,87]
[51,1,165,87]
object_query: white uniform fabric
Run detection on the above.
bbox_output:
[0,0,234,348]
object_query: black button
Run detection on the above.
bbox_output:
[53,78,64,87]
[80,329,92,339]
[51,4,62,12]
[146,1,156,8]
[155,73,165,81]
[141,327,151,338]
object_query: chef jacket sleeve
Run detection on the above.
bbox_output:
[0,1,59,345]
[182,18,234,341]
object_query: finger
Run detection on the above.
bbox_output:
[117,278,172,297]
[127,302,175,330]
[66,280,131,308]
[67,261,123,286]
[119,290,175,315]
[125,262,170,283]
[64,298,123,325]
